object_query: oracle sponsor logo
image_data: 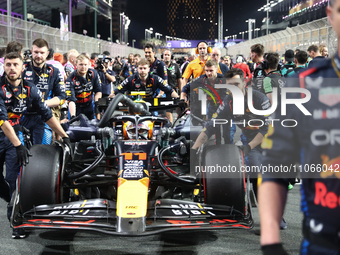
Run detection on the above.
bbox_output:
[311,129,340,146]
[314,182,340,209]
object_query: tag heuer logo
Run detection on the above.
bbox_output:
[26,71,32,76]
[319,87,340,107]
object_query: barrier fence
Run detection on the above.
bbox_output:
[227,17,337,58]
[0,13,144,57]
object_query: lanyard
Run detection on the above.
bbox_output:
[331,55,340,78]
[5,78,24,103]
[30,62,47,83]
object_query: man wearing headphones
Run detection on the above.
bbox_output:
[182,41,221,91]
[250,44,267,92]
[163,49,182,123]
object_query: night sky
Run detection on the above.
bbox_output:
[126,0,269,47]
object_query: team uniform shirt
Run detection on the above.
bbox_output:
[261,54,340,230]
[252,62,267,92]
[203,88,270,144]
[182,56,222,80]
[287,65,306,76]
[182,73,226,118]
[149,57,168,81]
[65,68,102,106]
[280,62,296,77]
[98,69,115,96]
[262,71,286,99]
[114,73,174,98]
[308,56,326,68]
[22,62,66,112]
[121,62,137,79]
[166,62,181,90]
[219,62,229,75]
[0,78,52,128]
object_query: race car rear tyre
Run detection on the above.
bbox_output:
[19,144,63,213]
[202,144,246,214]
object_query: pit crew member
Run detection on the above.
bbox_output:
[21,38,66,145]
[66,54,102,120]
[259,1,340,254]
[120,53,137,79]
[192,68,271,199]
[0,52,71,239]
[181,59,226,120]
[144,43,168,98]
[109,58,179,99]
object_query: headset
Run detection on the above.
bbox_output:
[161,49,174,60]
[262,53,269,70]
[195,41,212,55]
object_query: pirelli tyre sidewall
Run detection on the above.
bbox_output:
[202,144,246,214]
[18,144,63,213]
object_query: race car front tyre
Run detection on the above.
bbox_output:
[18,144,63,213]
[202,144,246,214]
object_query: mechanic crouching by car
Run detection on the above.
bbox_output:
[191,68,270,201]
[96,56,115,98]
[109,58,179,100]
[0,52,72,239]
[65,54,102,120]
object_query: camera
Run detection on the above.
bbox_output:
[95,55,112,72]
[95,55,104,71]
[23,49,32,60]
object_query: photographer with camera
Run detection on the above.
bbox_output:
[96,55,115,98]
[113,56,123,75]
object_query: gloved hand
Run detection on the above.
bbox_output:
[178,99,187,110]
[238,144,251,157]
[261,243,288,255]
[15,144,32,166]
[62,137,73,158]
[95,101,100,115]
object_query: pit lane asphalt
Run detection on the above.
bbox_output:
[0,186,303,255]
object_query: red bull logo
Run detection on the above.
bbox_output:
[77,92,92,99]
[314,182,340,209]
[320,155,340,179]
[8,112,21,119]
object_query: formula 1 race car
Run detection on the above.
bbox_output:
[11,94,254,236]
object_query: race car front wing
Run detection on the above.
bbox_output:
[12,198,253,236]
